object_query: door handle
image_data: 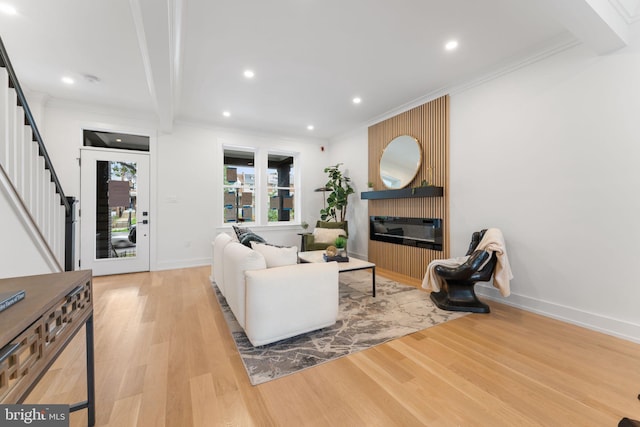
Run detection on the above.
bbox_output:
[142,220,148,224]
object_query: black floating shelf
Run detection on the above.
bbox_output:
[361,186,443,200]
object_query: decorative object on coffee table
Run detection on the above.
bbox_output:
[323,253,349,263]
[334,235,347,256]
[324,237,349,262]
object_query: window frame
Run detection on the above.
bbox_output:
[221,145,300,227]
[266,150,297,224]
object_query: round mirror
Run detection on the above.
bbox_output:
[380,135,422,189]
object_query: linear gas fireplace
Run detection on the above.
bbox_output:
[370,216,443,251]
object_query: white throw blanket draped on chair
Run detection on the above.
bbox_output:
[421,228,513,297]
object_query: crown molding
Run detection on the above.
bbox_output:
[449,34,581,96]
[362,33,580,130]
[609,0,640,23]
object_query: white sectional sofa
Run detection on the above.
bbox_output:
[211,232,339,346]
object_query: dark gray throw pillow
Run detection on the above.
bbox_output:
[239,232,266,247]
[232,225,251,240]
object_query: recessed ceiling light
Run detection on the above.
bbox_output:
[223,111,231,117]
[61,76,74,85]
[0,3,17,15]
[307,125,314,131]
[352,97,362,104]
[243,70,255,79]
[445,40,459,51]
[115,138,122,143]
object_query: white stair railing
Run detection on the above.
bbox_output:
[0,37,72,272]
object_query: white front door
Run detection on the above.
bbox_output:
[80,148,150,275]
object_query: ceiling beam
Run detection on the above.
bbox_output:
[129,0,182,133]
[535,0,629,54]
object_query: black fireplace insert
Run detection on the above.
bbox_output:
[370,216,442,251]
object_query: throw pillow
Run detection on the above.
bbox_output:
[250,242,298,268]
[312,227,347,244]
[239,232,266,247]
[232,225,251,241]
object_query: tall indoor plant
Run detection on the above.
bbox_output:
[320,163,354,222]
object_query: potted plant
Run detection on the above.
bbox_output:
[367,181,374,192]
[334,235,347,257]
[320,163,354,222]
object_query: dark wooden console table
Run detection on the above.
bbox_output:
[0,270,95,426]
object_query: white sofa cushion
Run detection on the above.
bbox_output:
[223,241,267,329]
[312,227,346,244]
[213,232,233,295]
[250,242,298,268]
[244,262,339,346]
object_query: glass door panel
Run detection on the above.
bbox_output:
[81,149,149,276]
[95,160,138,259]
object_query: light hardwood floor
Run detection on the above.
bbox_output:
[26,266,640,426]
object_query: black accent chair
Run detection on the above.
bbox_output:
[430,229,497,313]
[619,418,640,427]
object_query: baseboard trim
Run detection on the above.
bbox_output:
[154,257,210,271]
[476,284,640,344]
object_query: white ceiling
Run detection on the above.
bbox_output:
[0,0,636,139]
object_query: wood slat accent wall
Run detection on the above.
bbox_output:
[367,95,449,282]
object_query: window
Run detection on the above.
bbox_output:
[267,153,295,223]
[223,149,255,223]
[83,129,149,152]
[222,147,298,225]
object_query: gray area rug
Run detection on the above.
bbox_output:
[213,270,467,385]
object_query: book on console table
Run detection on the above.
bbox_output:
[323,254,349,263]
[0,290,26,313]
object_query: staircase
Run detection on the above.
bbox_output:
[0,36,74,273]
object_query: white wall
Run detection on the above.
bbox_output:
[450,29,640,342]
[42,102,158,198]
[0,179,54,278]
[40,102,158,270]
[332,28,640,342]
[329,127,369,260]
[155,122,330,270]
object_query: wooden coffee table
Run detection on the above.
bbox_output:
[298,250,376,297]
